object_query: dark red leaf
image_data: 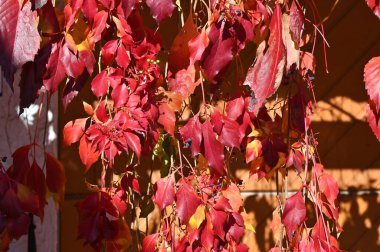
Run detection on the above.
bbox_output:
[179,116,202,156]
[145,0,176,24]
[82,0,98,23]
[168,12,198,73]
[62,70,90,111]
[152,176,175,210]
[211,110,243,148]
[202,120,225,176]
[200,215,214,250]
[210,207,228,240]
[121,0,140,18]
[176,182,202,224]
[201,21,234,84]
[282,190,306,240]
[243,4,285,114]
[0,1,40,88]
[45,152,66,206]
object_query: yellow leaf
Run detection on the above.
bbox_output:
[189,204,205,229]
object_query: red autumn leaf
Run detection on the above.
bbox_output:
[76,192,120,251]
[121,174,140,195]
[121,0,140,18]
[90,10,108,42]
[246,139,262,163]
[142,233,159,252]
[158,103,176,136]
[175,182,202,224]
[82,0,98,23]
[179,116,203,157]
[78,49,96,76]
[152,176,175,210]
[168,12,198,73]
[45,152,66,207]
[0,0,40,87]
[300,51,316,75]
[243,4,285,114]
[202,120,225,176]
[168,65,199,98]
[289,0,304,45]
[201,21,235,84]
[145,0,176,24]
[200,214,214,250]
[367,102,380,141]
[102,40,119,66]
[124,131,142,158]
[91,70,109,97]
[366,0,380,19]
[61,44,85,78]
[318,172,339,207]
[364,56,380,111]
[210,207,228,240]
[282,190,306,240]
[188,28,209,65]
[43,42,66,93]
[63,118,87,146]
[112,84,129,108]
[211,110,243,148]
[226,97,245,121]
[115,43,131,69]
[79,136,99,170]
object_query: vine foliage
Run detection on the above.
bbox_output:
[1,0,379,251]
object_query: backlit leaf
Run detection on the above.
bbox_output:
[282,190,306,240]
[189,204,205,229]
[152,176,175,210]
[176,182,202,224]
[364,56,380,112]
[146,0,176,24]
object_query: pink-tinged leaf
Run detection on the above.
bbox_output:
[318,171,339,207]
[246,140,262,163]
[62,70,90,111]
[200,215,214,250]
[211,110,243,148]
[91,70,109,97]
[158,103,176,136]
[102,40,119,66]
[210,207,228,240]
[226,97,245,120]
[79,136,99,170]
[0,1,40,87]
[112,84,129,108]
[90,10,108,42]
[179,116,203,156]
[43,42,66,93]
[78,49,96,75]
[124,131,142,158]
[201,22,234,84]
[61,44,85,78]
[366,0,380,19]
[364,56,380,111]
[283,14,300,72]
[282,190,306,240]
[176,183,202,224]
[152,176,175,210]
[145,0,176,24]
[63,118,87,146]
[188,29,209,65]
[202,120,225,176]
[290,0,304,45]
[142,233,159,252]
[168,65,199,98]
[168,12,198,73]
[82,0,98,23]
[115,43,130,69]
[243,4,285,114]
[45,152,66,206]
[367,102,380,141]
[121,0,140,18]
